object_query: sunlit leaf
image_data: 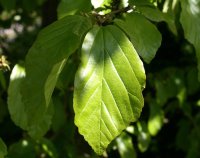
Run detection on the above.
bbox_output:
[20,15,92,139]
[0,138,7,158]
[137,121,151,152]
[148,102,164,136]
[116,132,137,158]
[115,13,162,63]
[74,25,145,155]
[180,0,200,80]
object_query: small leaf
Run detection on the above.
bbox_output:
[0,138,7,158]
[148,102,164,136]
[116,132,137,158]
[180,0,200,80]
[20,15,92,139]
[155,68,185,106]
[74,25,145,155]
[115,13,162,63]
[57,0,92,19]
[137,121,151,152]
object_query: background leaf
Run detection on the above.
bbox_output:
[116,132,137,158]
[19,15,92,139]
[74,25,145,155]
[115,13,162,63]
[137,121,151,152]
[180,0,200,80]
[0,138,7,158]
[8,64,54,138]
[148,102,164,136]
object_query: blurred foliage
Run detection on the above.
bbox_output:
[0,0,200,158]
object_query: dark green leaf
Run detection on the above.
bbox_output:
[20,15,92,139]
[74,25,145,155]
[8,139,36,158]
[180,0,200,80]
[0,138,7,157]
[8,64,28,129]
[8,64,54,138]
[115,13,162,63]
[57,0,92,19]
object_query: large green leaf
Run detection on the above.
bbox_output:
[74,25,145,155]
[20,15,92,139]
[0,138,7,158]
[8,64,54,139]
[115,13,162,63]
[57,0,92,19]
[180,0,200,80]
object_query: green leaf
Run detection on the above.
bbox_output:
[155,68,185,106]
[8,139,36,158]
[130,0,177,35]
[57,0,92,19]
[148,102,164,136]
[0,138,7,158]
[137,121,151,152]
[115,13,162,63]
[8,64,28,129]
[20,15,92,139]
[8,64,54,138]
[74,25,145,155]
[116,132,137,158]
[180,0,200,80]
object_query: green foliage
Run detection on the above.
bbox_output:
[20,15,92,139]
[115,12,162,63]
[57,0,92,19]
[1,0,200,157]
[74,25,145,154]
[180,0,200,80]
[116,132,137,158]
[0,138,7,158]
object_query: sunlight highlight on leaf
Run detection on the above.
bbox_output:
[74,25,145,155]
